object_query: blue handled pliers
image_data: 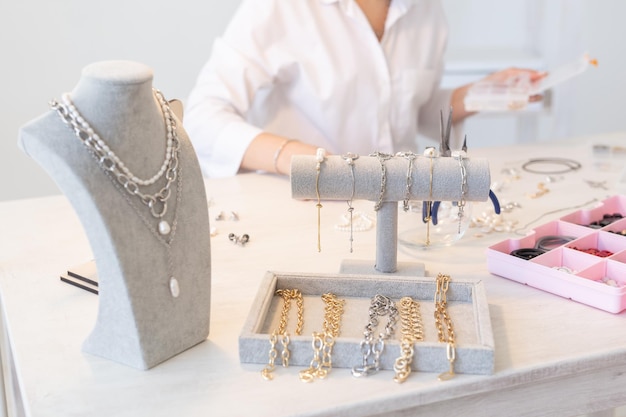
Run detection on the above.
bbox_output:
[423,108,501,225]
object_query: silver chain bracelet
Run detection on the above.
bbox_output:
[351,294,398,377]
[452,150,468,233]
[369,151,394,211]
[396,151,417,212]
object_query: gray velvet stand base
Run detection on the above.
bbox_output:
[339,259,425,276]
[239,271,495,375]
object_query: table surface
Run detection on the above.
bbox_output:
[2,134,626,417]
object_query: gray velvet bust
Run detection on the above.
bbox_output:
[18,61,211,370]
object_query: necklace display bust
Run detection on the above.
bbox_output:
[18,60,211,370]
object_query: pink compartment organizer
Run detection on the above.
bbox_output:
[487,195,626,313]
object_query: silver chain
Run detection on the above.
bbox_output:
[342,152,359,253]
[49,89,184,298]
[369,151,394,211]
[352,294,398,377]
[453,150,468,233]
[396,151,417,212]
[50,90,180,220]
[99,160,182,248]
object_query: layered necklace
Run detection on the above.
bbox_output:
[50,89,183,298]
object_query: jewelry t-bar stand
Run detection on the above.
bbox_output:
[291,153,492,274]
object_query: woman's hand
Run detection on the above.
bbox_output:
[451,67,548,122]
[481,67,547,103]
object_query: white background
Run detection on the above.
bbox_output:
[2,0,625,201]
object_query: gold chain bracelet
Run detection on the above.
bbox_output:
[315,148,326,252]
[392,297,424,383]
[261,288,304,381]
[299,293,345,382]
[423,147,436,246]
[434,273,456,381]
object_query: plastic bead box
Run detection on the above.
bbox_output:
[487,195,626,313]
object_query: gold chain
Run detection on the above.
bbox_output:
[392,297,424,383]
[424,148,435,246]
[315,148,326,252]
[261,288,304,381]
[299,293,345,382]
[434,273,456,381]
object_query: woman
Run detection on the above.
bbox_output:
[185,0,542,177]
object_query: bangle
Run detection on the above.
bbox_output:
[521,158,581,175]
[273,138,296,174]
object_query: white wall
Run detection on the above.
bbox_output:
[1,0,240,201]
[441,0,626,148]
[571,1,626,137]
[2,0,625,201]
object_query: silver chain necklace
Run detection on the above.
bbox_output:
[51,89,180,237]
[352,294,398,377]
[50,89,183,298]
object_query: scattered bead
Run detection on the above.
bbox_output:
[584,179,608,190]
[335,211,375,232]
[215,210,240,221]
[552,266,576,274]
[587,213,624,228]
[597,276,624,288]
[527,182,550,199]
[608,229,626,236]
[470,211,518,235]
[169,277,180,298]
[228,233,250,246]
[158,220,171,235]
[570,247,613,257]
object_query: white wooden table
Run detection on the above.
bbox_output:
[1,136,626,416]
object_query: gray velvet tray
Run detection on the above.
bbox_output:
[239,272,495,375]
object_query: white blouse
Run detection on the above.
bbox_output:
[185,0,451,177]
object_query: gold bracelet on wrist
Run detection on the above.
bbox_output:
[273,138,296,175]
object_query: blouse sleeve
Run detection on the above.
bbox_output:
[416,3,454,146]
[184,0,278,178]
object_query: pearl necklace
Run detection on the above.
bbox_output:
[60,91,175,187]
[50,90,183,298]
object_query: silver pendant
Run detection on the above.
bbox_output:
[169,276,180,298]
[158,220,171,235]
